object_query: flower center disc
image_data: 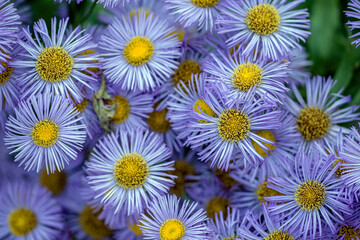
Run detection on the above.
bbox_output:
[79,206,113,239]
[114,153,149,189]
[39,169,67,195]
[0,60,13,85]
[333,159,348,178]
[123,36,154,66]
[36,46,74,82]
[172,60,202,89]
[251,130,276,157]
[129,223,143,236]
[338,225,360,240]
[218,109,250,142]
[265,230,294,240]
[232,62,263,91]
[147,108,171,133]
[159,219,185,240]
[8,208,37,236]
[296,107,331,141]
[246,4,281,35]
[168,161,195,196]
[193,99,217,122]
[295,180,325,211]
[191,0,220,8]
[75,98,89,113]
[206,196,230,219]
[256,181,282,203]
[31,120,60,147]
[108,95,130,124]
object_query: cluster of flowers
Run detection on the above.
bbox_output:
[2,0,360,239]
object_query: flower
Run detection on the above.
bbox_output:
[13,17,100,102]
[208,207,242,240]
[0,181,63,240]
[139,194,209,240]
[346,0,360,48]
[85,129,176,215]
[285,76,360,152]
[216,0,310,60]
[265,150,352,238]
[287,48,312,86]
[4,94,87,173]
[99,10,181,91]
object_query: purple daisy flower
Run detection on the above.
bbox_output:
[285,76,360,152]
[208,207,242,240]
[204,50,290,105]
[287,48,312,86]
[187,86,282,170]
[0,181,63,240]
[346,0,360,48]
[85,129,176,215]
[99,10,181,91]
[13,17,100,103]
[265,150,352,239]
[139,194,209,240]
[4,94,87,173]
[216,0,311,60]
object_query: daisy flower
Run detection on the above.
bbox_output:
[285,76,360,152]
[13,17,100,103]
[216,0,311,60]
[0,181,63,240]
[265,150,352,238]
[204,50,289,105]
[346,0,360,48]
[287,48,312,86]
[187,86,282,170]
[4,94,87,173]
[165,0,225,31]
[85,129,176,215]
[208,208,242,240]
[140,194,209,240]
[99,10,181,91]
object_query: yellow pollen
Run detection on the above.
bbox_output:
[218,109,250,142]
[251,130,276,157]
[31,120,59,147]
[123,36,154,66]
[8,208,37,236]
[114,153,148,189]
[264,230,294,240]
[232,62,263,91]
[75,98,89,113]
[193,99,217,123]
[333,159,348,178]
[39,169,67,195]
[168,161,195,196]
[295,180,325,211]
[107,95,130,124]
[296,107,331,141]
[256,181,282,203]
[206,196,230,219]
[79,206,113,239]
[214,169,238,189]
[246,4,281,35]
[159,219,185,240]
[166,29,186,42]
[129,223,143,236]
[338,225,360,240]
[172,60,202,89]
[36,46,74,82]
[191,0,220,8]
[80,49,100,74]
[0,60,13,85]
[147,108,171,133]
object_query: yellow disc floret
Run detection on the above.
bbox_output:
[246,4,281,35]
[39,169,67,195]
[214,169,238,189]
[108,95,130,124]
[168,161,195,196]
[75,98,88,113]
[294,180,326,211]
[206,196,230,219]
[218,109,250,142]
[8,208,37,236]
[147,108,171,133]
[36,46,74,82]
[123,36,154,66]
[264,230,294,240]
[172,60,202,89]
[296,107,331,141]
[256,181,282,204]
[193,99,217,122]
[191,0,220,8]
[79,206,113,239]
[232,62,263,91]
[31,120,60,147]
[0,60,13,85]
[114,153,149,189]
[159,219,185,240]
[251,130,276,157]
[129,223,143,236]
[338,225,360,240]
[333,159,348,178]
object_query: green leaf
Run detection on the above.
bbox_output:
[333,49,354,92]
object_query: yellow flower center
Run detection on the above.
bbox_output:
[333,159,348,178]
[295,180,325,211]
[107,95,130,124]
[223,237,237,240]
[256,181,282,204]
[232,62,263,91]
[191,0,220,8]
[0,60,13,85]
[159,219,185,240]
[8,208,37,236]
[147,108,171,133]
[31,120,60,147]
[218,109,250,142]
[214,169,238,189]
[206,196,230,219]
[193,99,217,123]
[123,36,154,66]
[296,107,331,141]
[264,230,294,240]
[129,8,152,19]
[39,169,67,195]
[114,153,149,189]
[75,98,89,113]
[168,161,195,196]
[80,49,100,74]
[246,4,281,35]
[79,206,113,239]
[251,130,276,157]
[172,60,202,89]
[36,46,74,82]
[129,223,143,236]
[338,225,360,240]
